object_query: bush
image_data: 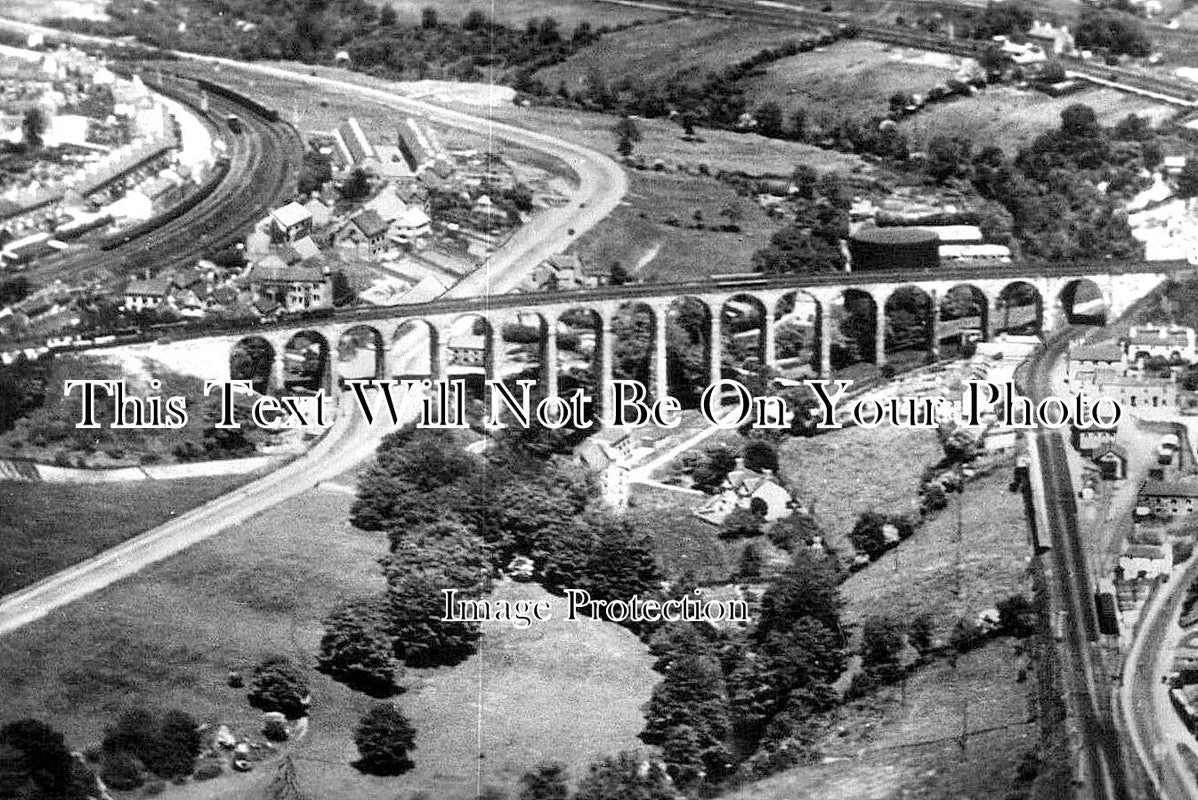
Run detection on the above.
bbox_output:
[247,657,310,719]
[262,717,289,742]
[353,703,416,775]
[100,751,144,791]
[193,759,222,781]
[317,596,401,696]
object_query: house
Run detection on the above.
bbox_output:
[123,277,172,312]
[1119,542,1172,580]
[332,210,389,257]
[1138,477,1198,517]
[575,427,641,510]
[1069,342,1125,381]
[529,253,609,291]
[269,202,313,243]
[1125,325,1196,363]
[303,197,333,229]
[1164,156,1188,176]
[694,463,795,525]
[396,117,449,175]
[1084,369,1177,410]
[391,206,431,248]
[1071,419,1118,455]
[248,255,331,313]
[993,36,1047,65]
[333,117,375,168]
[364,187,409,225]
[1093,443,1129,480]
[1027,20,1076,56]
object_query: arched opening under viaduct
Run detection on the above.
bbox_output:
[884,285,934,367]
[283,330,330,394]
[832,289,878,370]
[445,314,495,399]
[610,301,656,390]
[939,284,989,359]
[774,290,822,378]
[392,320,436,379]
[230,336,275,394]
[557,307,602,418]
[667,296,713,408]
[994,282,1043,337]
[337,325,386,383]
[1057,278,1107,325]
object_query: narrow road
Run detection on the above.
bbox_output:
[0,30,628,635]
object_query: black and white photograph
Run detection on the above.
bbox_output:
[1,0,1196,797]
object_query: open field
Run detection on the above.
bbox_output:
[0,487,655,800]
[901,85,1178,154]
[569,169,777,281]
[744,39,969,126]
[533,15,816,92]
[628,483,736,582]
[841,467,1031,631]
[367,0,671,29]
[723,639,1036,800]
[777,425,943,553]
[0,474,257,595]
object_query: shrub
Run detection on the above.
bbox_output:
[100,751,144,791]
[317,595,401,696]
[353,703,416,775]
[262,717,289,742]
[247,657,310,719]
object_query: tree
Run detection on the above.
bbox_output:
[860,614,906,675]
[574,514,662,620]
[613,116,642,157]
[297,149,332,195]
[318,595,402,696]
[340,168,372,202]
[519,762,570,800]
[756,547,842,639]
[609,262,631,286]
[332,270,356,306]
[248,657,311,719]
[462,9,489,30]
[379,3,397,25]
[690,444,738,493]
[421,6,438,28]
[848,511,889,559]
[0,718,89,800]
[975,0,1033,38]
[21,107,45,151]
[721,507,763,539]
[150,711,201,779]
[382,525,491,665]
[755,101,784,138]
[353,703,416,775]
[1075,8,1151,57]
[1178,158,1198,199]
[574,751,681,800]
[101,709,157,766]
[641,653,733,780]
[926,135,974,184]
[743,440,779,473]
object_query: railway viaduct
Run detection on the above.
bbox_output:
[101,262,1183,413]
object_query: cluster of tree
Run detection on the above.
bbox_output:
[848,511,917,561]
[942,105,1150,263]
[63,1,613,82]
[247,657,311,719]
[0,354,52,435]
[542,32,855,131]
[750,168,850,276]
[0,718,97,800]
[846,611,934,697]
[97,708,202,790]
[1075,8,1152,57]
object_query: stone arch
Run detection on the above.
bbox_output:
[337,325,386,382]
[445,313,495,398]
[833,288,878,368]
[940,283,990,356]
[283,330,330,393]
[884,285,934,363]
[722,293,768,375]
[557,307,604,413]
[500,310,547,388]
[774,289,823,376]
[392,319,437,378]
[610,301,657,389]
[230,336,275,394]
[995,281,1043,336]
[1057,278,1108,325]
[667,296,714,408]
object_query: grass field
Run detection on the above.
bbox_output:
[0,488,656,800]
[569,169,777,282]
[533,16,816,93]
[723,639,1036,800]
[840,468,1031,632]
[776,425,943,554]
[627,483,736,582]
[901,85,1177,154]
[743,39,970,126]
[0,474,258,596]
[367,0,671,30]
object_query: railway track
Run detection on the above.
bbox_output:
[18,72,300,287]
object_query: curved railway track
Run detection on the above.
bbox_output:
[19,72,301,286]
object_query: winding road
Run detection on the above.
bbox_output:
[0,32,628,636]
